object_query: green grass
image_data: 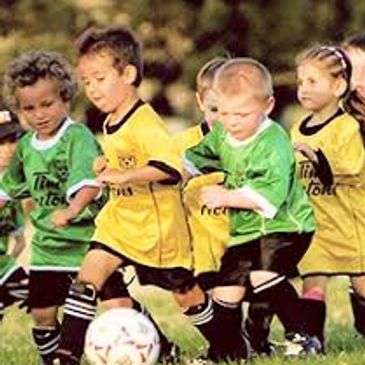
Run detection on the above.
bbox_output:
[1,277,365,365]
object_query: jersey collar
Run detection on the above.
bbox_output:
[30,117,74,151]
[226,117,272,147]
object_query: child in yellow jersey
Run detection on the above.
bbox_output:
[292,45,365,349]
[53,27,209,365]
[342,33,365,338]
[174,57,228,291]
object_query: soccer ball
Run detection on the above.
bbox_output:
[85,308,160,365]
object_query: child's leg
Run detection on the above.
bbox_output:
[301,275,327,347]
[55,245,123,365]
[181,245,254,361]
[245,297,274,356]
[29,271,73,365]
[349,275,365,336]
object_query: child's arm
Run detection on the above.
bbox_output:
[96,165,170,186]
[51,186,100,228]
[201,185,260,211]
[10,234,26,259]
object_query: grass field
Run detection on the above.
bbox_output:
[1,276,365,365]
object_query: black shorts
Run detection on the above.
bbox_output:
[90,241,196,293]
[28,269,129,309]
[218,232,313,287]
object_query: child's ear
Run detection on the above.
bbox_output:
[264,96,275,116]
[195,92,204,112]
[123,65,138,85]
[334,78,348,97]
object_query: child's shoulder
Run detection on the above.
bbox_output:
[64,118,97,140]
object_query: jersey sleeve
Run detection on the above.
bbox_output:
[237,139,293,219]
[0,143,29,200]
[65,125,102,201]
[136,116,183,183]
[184,122,224,175]
[12,200,25,236]
[328,118,365,184]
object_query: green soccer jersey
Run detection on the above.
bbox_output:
[0,118,105,270]
[185,118,315,246]
[0,200,24,279]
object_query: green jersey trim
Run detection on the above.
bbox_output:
[66,179,101,202]
[29,265,79,272]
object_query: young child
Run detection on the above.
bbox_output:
[175,57,274,356]
[0,112,28,322]
[0,51,108,365]
[342,33,365,337]
[53,27,210,365]
[174,57,228,293]
[292,45,365,348]
[184,58,321,358]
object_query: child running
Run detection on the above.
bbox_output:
[184,57,321,358]
[0,50,108,365]
[52,26,215,365]
[0,112,28,322]
[292,44,365,349]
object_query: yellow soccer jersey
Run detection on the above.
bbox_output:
[174,122,228,274]
[93,101,192,269]
[291,110,365,275]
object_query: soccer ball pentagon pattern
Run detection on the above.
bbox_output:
[85,308,160,365]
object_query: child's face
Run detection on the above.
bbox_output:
[198,89,219,127]
[217,92,271,141]
[77,52,132,114]
[345,46,365,99]
[16,78,68,140]
[0,135,16,172]
[297,63,341,113]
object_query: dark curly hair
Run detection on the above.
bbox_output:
[3,50,77,110]
[75,26,143,87]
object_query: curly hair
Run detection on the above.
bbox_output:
[74,26,143,87]
[3,50,77,110]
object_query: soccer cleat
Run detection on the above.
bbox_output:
[284,333,322,357]
[251,341,276,357]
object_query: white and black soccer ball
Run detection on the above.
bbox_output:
[85,308,160,365]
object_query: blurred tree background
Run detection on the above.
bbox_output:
[0,0,365,131]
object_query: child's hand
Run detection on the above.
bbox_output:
[201,185,227,209]
[93,155,107,176]
[293,142,318,163]
[97,168,127,186]
[51,208,75,228]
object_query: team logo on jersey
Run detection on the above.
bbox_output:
[118,155,137,170]
[299,160,336,196]
[53,160,69,182]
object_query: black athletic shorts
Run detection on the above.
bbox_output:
[217,232,313,287]
[28,269,129,309]
[90,241,196,293]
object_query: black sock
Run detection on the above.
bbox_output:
[300,298,326,347]
[32,322,60,365]
[349,288,365,336]
[185,296,249,361]
[245,300,274,351]
[254,277,304,337]
[57,281,98,361]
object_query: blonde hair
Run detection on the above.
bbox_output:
[196,57,227,98]
[214,57,273,101]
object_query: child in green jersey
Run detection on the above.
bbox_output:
[0,50,127,365]
[185,58,321,358]
[0,111,28,322]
